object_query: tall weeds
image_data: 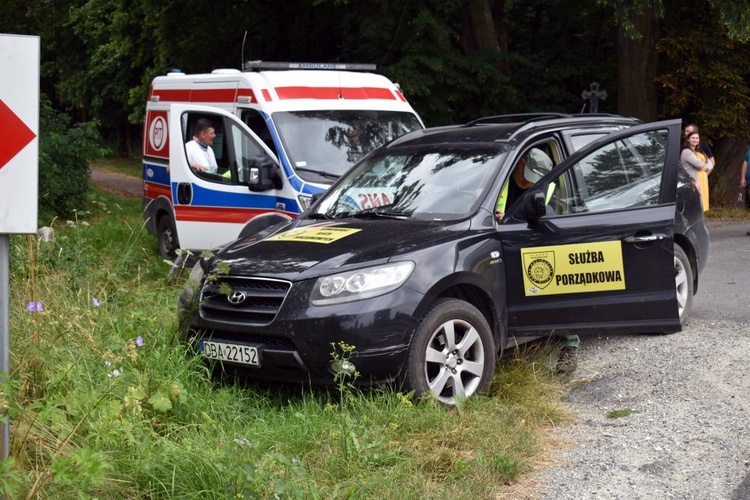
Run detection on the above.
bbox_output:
[1,190,569,498]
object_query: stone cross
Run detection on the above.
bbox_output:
[581,82,607,113]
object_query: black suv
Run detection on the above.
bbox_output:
[178,113,709,405]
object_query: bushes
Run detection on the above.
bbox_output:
[37,95,108,223]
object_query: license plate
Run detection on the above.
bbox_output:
[199,340,260,367]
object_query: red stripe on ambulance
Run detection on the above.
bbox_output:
[144,182,172,201]
[153,88,261,103]
[274,86,398,100]
[175,205,293,224]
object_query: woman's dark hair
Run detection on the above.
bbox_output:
[682,131,704,153]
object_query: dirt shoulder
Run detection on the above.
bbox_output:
[90,165,141,198]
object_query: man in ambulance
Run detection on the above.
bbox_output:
[185,118,218,174]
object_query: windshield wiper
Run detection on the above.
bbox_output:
[350,206,410,220]
[294,167,341,180]
[307,212,332,220]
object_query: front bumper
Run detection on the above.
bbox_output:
[178,278,424,385]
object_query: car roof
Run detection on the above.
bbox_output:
[386,113,642,148]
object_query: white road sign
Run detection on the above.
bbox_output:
[0,34,39,234]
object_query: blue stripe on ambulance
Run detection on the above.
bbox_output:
[143,161,170,186]
[174,182,300,212]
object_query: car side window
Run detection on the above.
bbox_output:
[546,129,667,215]
[182,112,234,184]
[229,121,267,185]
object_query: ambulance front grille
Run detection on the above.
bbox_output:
[199,277,291,325]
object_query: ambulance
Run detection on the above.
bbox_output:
[142,61,424,258]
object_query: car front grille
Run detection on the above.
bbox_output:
[199,276,292,325]
[190,328,297,350]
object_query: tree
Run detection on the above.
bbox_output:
[38,96,107,222]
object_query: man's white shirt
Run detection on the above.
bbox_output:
[185,140,218,173]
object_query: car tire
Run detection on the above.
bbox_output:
[674,244,693,328]
[405,298,496,405]
[158,215,178,260]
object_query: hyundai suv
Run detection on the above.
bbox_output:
[178,113,709,405]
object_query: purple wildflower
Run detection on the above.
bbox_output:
[92,298,100,307]
[136,336,144,347]
[26,301,43,312]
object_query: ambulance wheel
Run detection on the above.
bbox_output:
[158,216,178,260]
[404,298,496,406]
[674,244,693,328]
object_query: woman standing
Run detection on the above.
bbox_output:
[680,130,712,212]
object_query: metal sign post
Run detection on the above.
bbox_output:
[0,33,40,463]
[1,234,8,459]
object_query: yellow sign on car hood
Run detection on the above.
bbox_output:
[266,226,362,244]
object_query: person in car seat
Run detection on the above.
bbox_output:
[495,148,552,220]
[495,147,580,373]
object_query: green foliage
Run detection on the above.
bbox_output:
[38,95,108,223]
[0,456,21,498]
[4,0,750,157]
[606,408,636,418]
[657,12,750,139]
[5,187,571,497]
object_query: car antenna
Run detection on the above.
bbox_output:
[240,30,248,70]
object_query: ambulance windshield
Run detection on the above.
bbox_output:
[273,110,422,181]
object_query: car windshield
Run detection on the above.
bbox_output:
[272,110,423,181]
[311,145,506,221]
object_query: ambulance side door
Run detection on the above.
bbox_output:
[500,119,682,336]
[168,104,283,251]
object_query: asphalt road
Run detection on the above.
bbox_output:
[692,220,750,322]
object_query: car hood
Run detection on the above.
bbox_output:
[212,218,470,280]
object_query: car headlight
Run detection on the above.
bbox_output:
[310,261,415,306]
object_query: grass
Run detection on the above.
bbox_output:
[605,409,636,419]
[1,188,571,498]
[704,205,750,220]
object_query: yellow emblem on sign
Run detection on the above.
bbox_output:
[266,226,361,244]
[521,241,625,296]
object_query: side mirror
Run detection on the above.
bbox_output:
[520,190,546,222]
[245,155,282,192]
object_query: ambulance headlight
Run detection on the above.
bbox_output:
[311,261,414,306]
[298,195,313,211]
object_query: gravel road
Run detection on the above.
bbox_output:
[520,221,750,499]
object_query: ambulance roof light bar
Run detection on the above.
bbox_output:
[243,61,377,72]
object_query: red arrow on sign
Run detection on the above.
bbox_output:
[0,99,37,170]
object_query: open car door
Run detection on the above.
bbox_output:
[168,104,283,251]
[500,119,683,337]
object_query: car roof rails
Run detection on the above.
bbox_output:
[463,113,568,127]
[243,61,377,72]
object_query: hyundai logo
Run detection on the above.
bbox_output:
[227,291,247,305]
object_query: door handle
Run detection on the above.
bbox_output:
[624,234,665,243]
